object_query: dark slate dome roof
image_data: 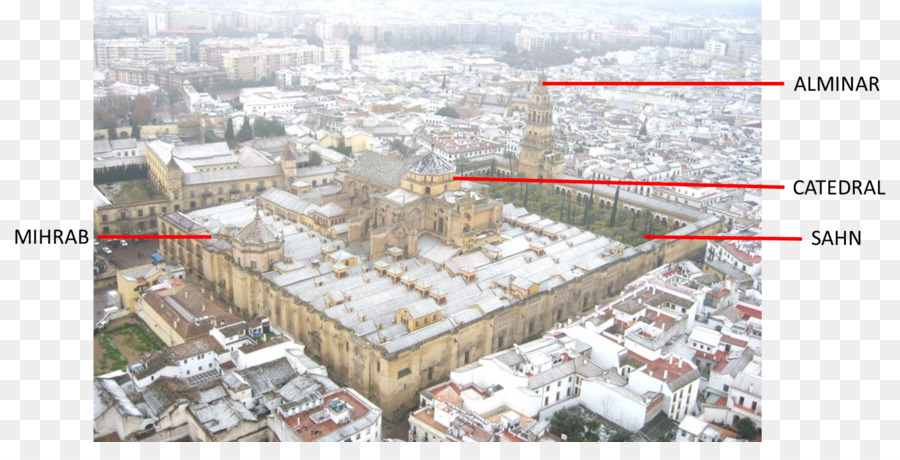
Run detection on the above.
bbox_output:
[407,153,455,175]
[234,212,281,246]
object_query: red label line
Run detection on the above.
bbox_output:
[645,235,802,241]
[543,81,785,86]
[455,177,784,189]
[97,235,211,240]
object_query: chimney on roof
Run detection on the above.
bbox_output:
[669,356,673,365]
[663,369,668,380]
[202,304,206,312]
[679,359,683,369]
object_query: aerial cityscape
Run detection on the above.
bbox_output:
[93,0,763,443]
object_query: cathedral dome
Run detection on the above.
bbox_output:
[234,212,281,246]
[407,153,455,176]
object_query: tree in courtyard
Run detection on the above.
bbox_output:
[735,417,758,440]
[548,409,600,442]
[503,151,516,177]
[107,127,118,140]
[436,106,461,118]
[308,150,323,166]
[523,183,530,208]
[237,117,253,142]
[583,173,597,227]
[609,185,620,227]
[224,118,236,148]
[454,156,470,176]
[130,94,154,126]
[130,124,141,140]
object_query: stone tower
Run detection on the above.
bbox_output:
[280,150,297,187]
[518,75,564,179]
[165,156,185,206]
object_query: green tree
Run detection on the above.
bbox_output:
[119,131,129,139]
[308,150,323,166]
[436,106,461,118]
[251,117,286,138]
[523,183,530,208]
[548,409,600,442]
[107,127,118,140]
[130,124,141,140]
[583,174,596,227]
[609,185,620,227]
[454,156,470,176]
[237,117,253,142]
[639,119,648,137]
[441,75,447,90]
[608,431,632,442]
[502,151,516,177]
[224,118,236,148]
[735,417,758,440]
[204,129,224,143]
[391,139,412,157]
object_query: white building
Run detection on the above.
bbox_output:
[129,336,223,389]
[625,354,701,422]
[323,41,351,67]
[704,40,728,56]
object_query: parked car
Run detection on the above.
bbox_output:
[120,240,128,247]
[101,247,112,255]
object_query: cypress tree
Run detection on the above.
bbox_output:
[237,117,253,142]
[225,118,235,147]
[609,186,620,227]
[583,174,597,227]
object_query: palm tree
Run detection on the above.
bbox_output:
[455,157,471,176]
[503,151,516,177]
